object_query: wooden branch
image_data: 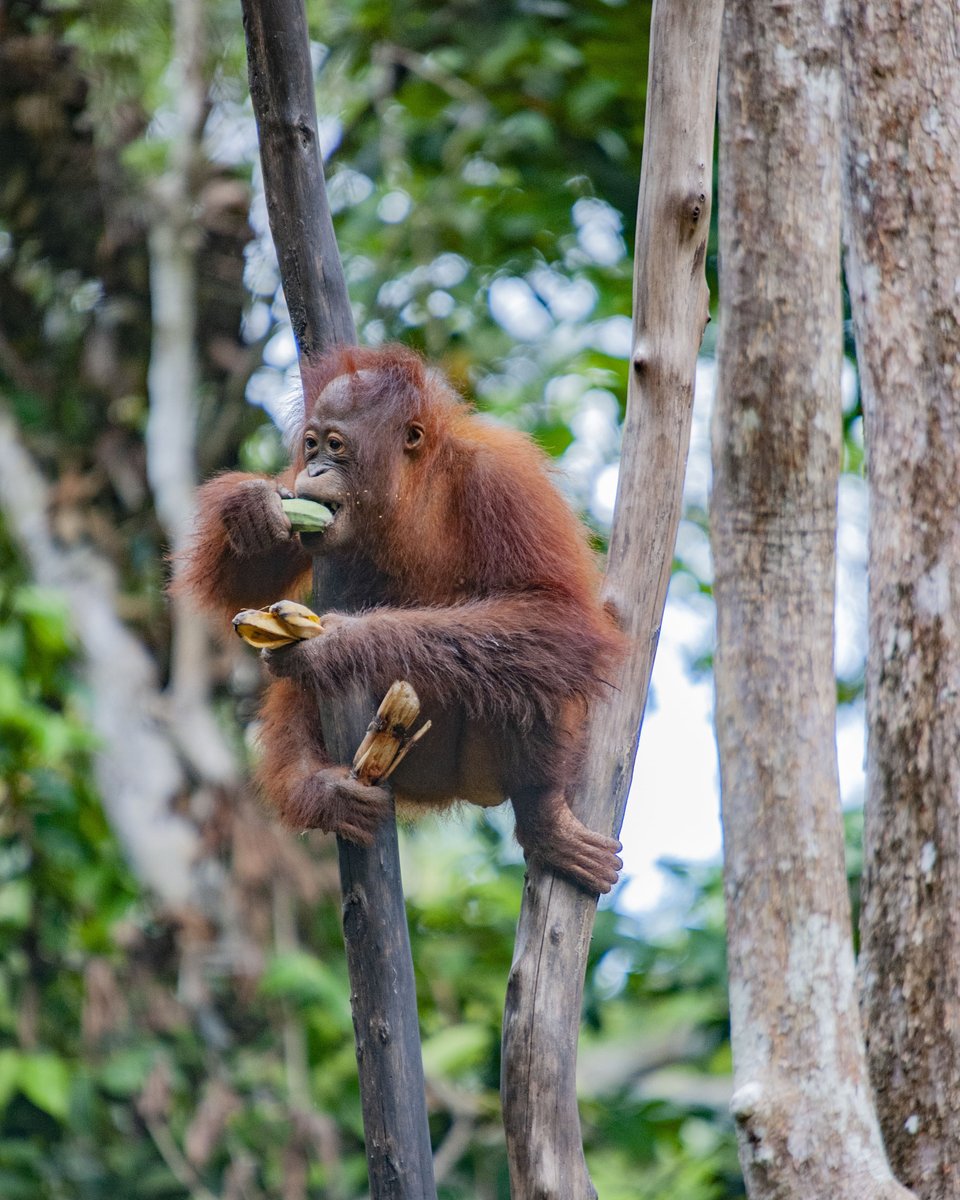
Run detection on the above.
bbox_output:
[328,686,435,1199]
[241,0,355,360]
[240,4,435,1197]
[500,2,723,1196]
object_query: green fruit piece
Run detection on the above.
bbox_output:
[281,497,334,533]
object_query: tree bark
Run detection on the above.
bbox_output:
[840,2,960,1193]
[712,0,912,1196]
[330,689,435,1200]
[0,409,200,912]
[146,0,238,788]
[241,0,355,360]
[500,1,722,1196]
[240,3,435,1197]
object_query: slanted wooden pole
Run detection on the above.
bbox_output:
[240,3,436,1196]
[500,1,723,1196]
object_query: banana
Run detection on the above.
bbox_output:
[268,600,324,640]
[232,600,325,649]
[352,681,432,784]
[281,497,334,533]
[231,608,436,779]
[232,608,299,649]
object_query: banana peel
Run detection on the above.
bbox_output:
[268,599,324,638]
[231,608,432,781]
[232,608,298,649]
[352,681,433,785]
[232,599,324,649]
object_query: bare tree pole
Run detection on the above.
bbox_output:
[711,0,914,1195]
[500,1,722,1196]
[241,2,354,355]
[840,0,960,1193]
[240,3,435,1196]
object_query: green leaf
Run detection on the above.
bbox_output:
[260,951,350,1021]
[420,1022,490,1076]
[97,1048,155,1098]
[0,882,31,929]
[0,1050,21,1114]
[17,1053,71,1121]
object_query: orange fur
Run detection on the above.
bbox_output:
[173,470,311,618]
[178,345,626,893]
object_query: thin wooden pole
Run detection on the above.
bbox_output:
[500,0,723,1195]
[241,0,354,355]
[240,3,435,1196]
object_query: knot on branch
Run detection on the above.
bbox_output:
[632,338,652,377]
[730,1080,781,1171]
[341,882,370,936]
[601,597,626,634]
[676,186,709,232]
[729,1080,765,1122]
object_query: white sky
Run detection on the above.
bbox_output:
[612,358,868,913]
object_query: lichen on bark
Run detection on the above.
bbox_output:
[841,0,960,1193]
[712,0,914,1194]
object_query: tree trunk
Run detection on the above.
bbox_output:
[241,0,355,358]
[711,0,912,1195]
[146,0,238,789]
[0,410,201,912]
[840,1,960,1193]
[500,0,722,1195]
[240,3,435,1196]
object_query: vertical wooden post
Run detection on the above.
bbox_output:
[241,0,354,354]
[240,3,435,1196]
[500,0,723,1196]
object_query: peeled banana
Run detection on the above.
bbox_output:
[268,600,324,638]
[232,599,324,649]
[230,605,435,780]
[281,497,334,533]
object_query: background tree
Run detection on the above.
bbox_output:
[841,0,960,1194]
[711,0,910,1194]
[0,1,738,1197]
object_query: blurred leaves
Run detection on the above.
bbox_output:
[0,0,746,1196]
[0,539,743,1196]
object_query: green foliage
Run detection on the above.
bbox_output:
[0,526,137,1193]
[0,538,741,1198]
[0,0,750,1194]
[281,0,652,477]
